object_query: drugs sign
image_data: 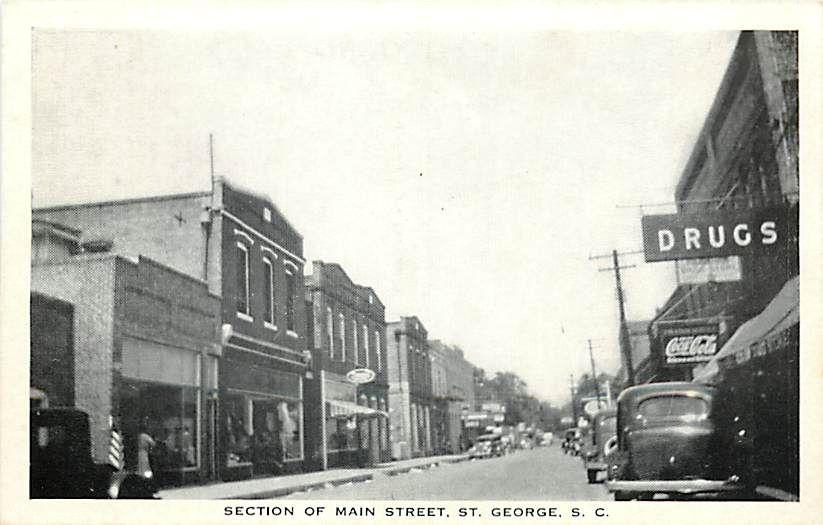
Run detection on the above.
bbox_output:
[658,322,719,367]
[641,207,790,262]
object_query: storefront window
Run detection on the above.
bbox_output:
[224,394,252,467]
[326,417,358,452]
[119,381,199,476]
[224,394,303,468]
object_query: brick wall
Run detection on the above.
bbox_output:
[32,256,117,463]
[305,262,388,385]
[34,193,213,292]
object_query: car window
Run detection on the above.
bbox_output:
[637,395,708,420]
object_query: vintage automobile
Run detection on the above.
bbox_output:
[30,407,158,499]
[561,427,582,456]
[605,382,743,500]
[468,433,504,459]
[583,407,617,484]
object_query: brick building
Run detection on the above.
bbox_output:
[429,341,476,454]
[385,316,432,459]
[31,220,222,485]
[30,292,74,409]
[646,30,798,382]
[33,177,311,480]
[303,261,390,470]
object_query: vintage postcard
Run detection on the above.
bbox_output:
[2,1,822,524]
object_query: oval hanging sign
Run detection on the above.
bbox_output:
[346,368,376,384]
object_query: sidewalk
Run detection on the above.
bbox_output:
[159,454,469,500]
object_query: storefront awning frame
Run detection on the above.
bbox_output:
[326,399,388,419]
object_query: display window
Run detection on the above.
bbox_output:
[224,392,303,469]
[223,394,252,467]
[119,381,200,476]
[326,416,358,452]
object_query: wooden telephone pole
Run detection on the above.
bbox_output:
[590,249,642,387]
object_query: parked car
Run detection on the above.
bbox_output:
[30,408,158,499]
[469,433,504,459]
[583,408,617,484]
[562,427,582,455]
[541,432,554,446]
[606,382,743,500]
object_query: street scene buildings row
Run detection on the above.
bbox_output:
[31,178,479,486]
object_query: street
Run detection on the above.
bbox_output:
[284,446,609,500]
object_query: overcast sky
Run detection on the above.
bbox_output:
[32,29,739,403]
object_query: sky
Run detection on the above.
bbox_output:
[31,28,740,404]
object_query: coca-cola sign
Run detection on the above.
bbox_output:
[658,322,719,367]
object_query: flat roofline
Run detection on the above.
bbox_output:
[34,190,211,212]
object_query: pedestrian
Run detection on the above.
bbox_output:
[137,419,156,480]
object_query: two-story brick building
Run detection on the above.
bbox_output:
[429,341,476,454]
[31,220,222,485]
[303,261,390,470]
[386,316,433,459]
[33,177,311,480]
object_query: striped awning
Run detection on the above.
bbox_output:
[326,399,388,419]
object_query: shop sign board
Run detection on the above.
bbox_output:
[677,256,742,284]
[658,321,719,367]
[580,396,609,417]
[481,402,505,413]
[641,206,789,262]
[346,368,376,384]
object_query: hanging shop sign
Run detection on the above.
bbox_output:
[346,368,376,384]
[641,206,790,262]
[658,321,719,367]
[677,256,742,284]
[580,396,610,417]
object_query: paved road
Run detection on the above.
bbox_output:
[284,446,609,500]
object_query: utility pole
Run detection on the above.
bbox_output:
[590,249,642,387]
[569,374,577,423]
[587,339,602,409]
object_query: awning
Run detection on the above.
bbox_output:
[693,275,798,383]
[326,399,388,419]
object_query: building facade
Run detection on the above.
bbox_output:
[33,178,311,480]
[647,31,798,384]
[385,316,432,459]
[303,261,390,470]
[429,341,476,454]
[31,221,222,485]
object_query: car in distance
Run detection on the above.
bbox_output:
[468,433,504,459]
[583,407,617,484]
[606,382,742,500]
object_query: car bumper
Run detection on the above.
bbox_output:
[606,479,743,495]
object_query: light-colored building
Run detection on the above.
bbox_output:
[385,317,432,459]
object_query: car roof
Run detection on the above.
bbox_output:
[617,382,714,404]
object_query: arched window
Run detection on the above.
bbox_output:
[339,314,346,362]
[363,324,370,368]
[235,242,250,316]
[326,307,334,358]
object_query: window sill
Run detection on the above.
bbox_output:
[236,312,254,323]
[286,330,299,338]
[264,322,278,331]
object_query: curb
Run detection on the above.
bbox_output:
[226,473,375,500]
[382,455,470,477]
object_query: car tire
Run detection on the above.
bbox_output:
[587,469,598,484]
[614,491,632,501]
